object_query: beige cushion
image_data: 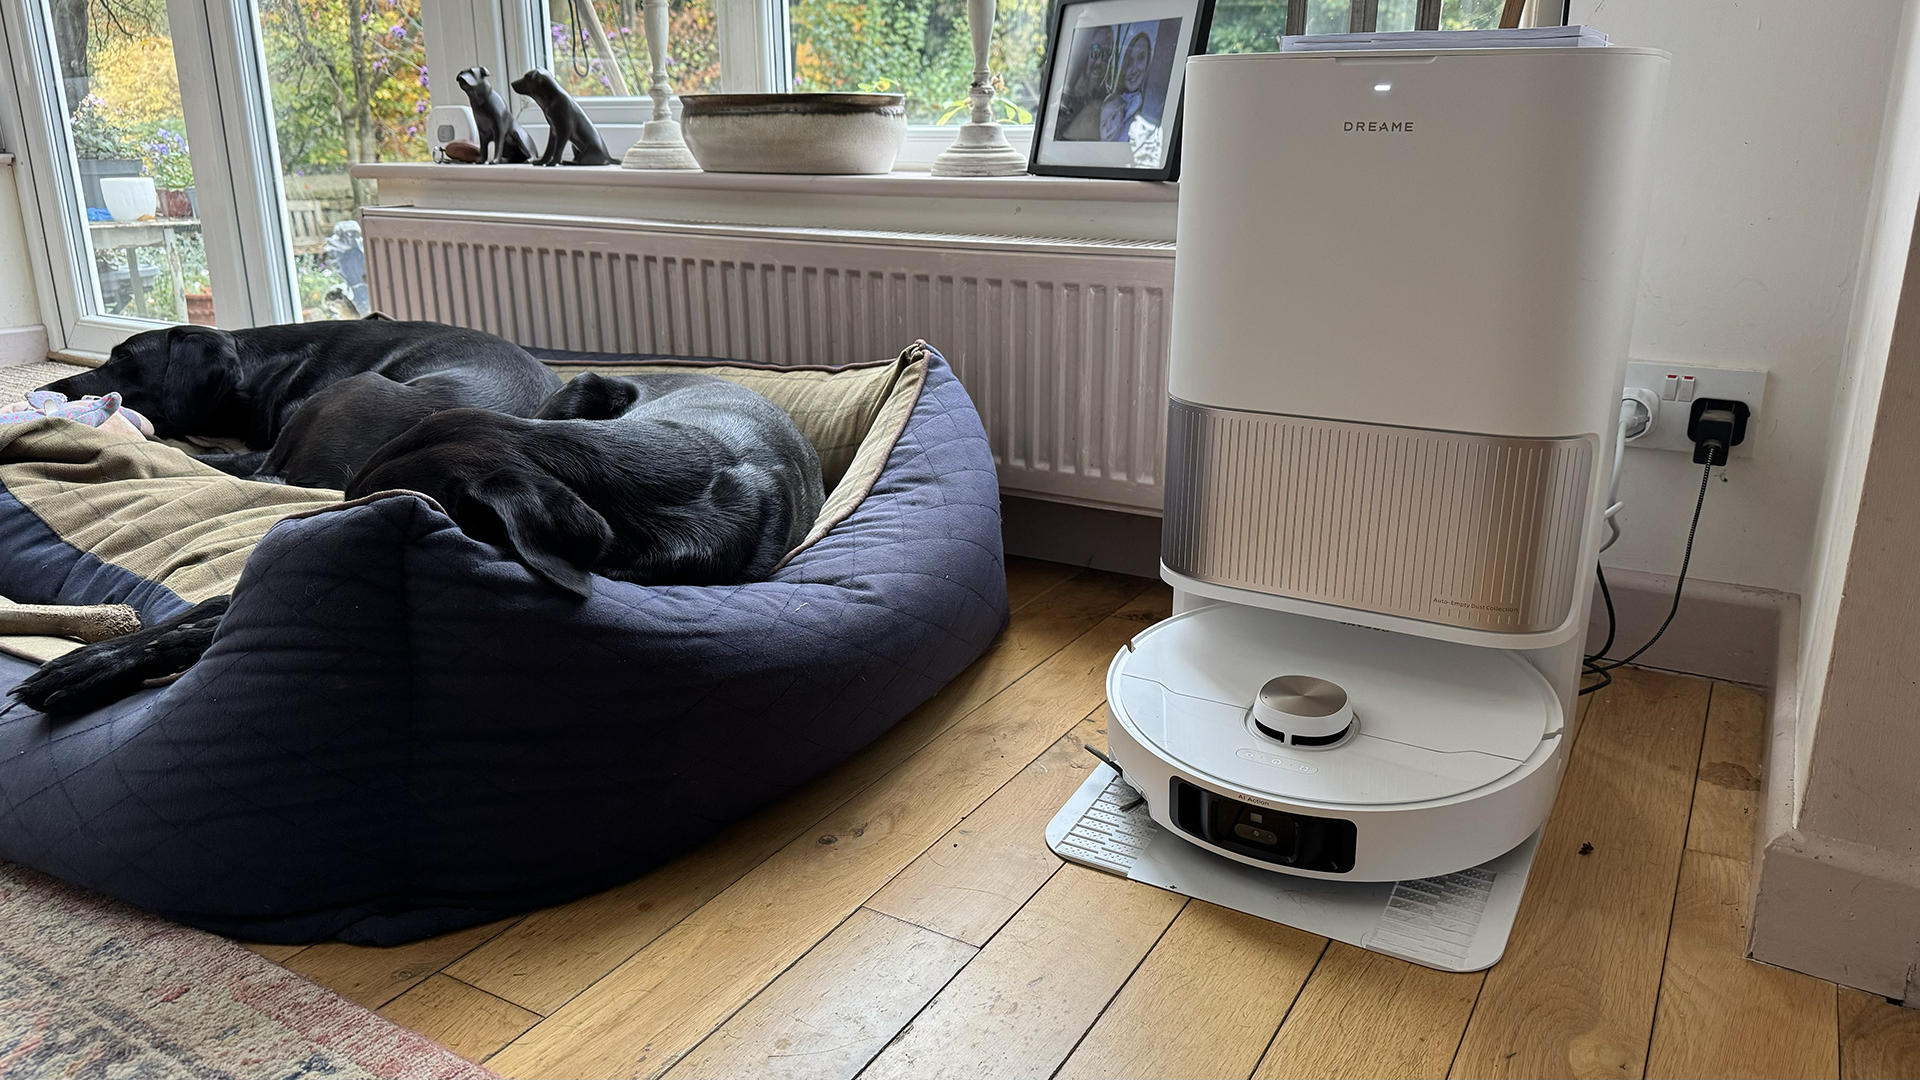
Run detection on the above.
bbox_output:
[542,352,912,492]
[544,344,931,563]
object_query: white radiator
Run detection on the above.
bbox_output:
[360,207,1174,512]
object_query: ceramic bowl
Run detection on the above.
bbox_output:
[99,176,158,222]
[679,94,907,175]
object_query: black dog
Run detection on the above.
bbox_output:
[346,371,824,596]
[456,66,536,164]
[8,372,822,716]
[511,69,615,166]
[42,321,562,489]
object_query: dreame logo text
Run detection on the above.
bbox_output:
[1344,120,1414,132]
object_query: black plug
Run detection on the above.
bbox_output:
[1687,398,1750,466]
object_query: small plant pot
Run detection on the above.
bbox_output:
[158,188,193,219]
[99,176,158,222]
[183,289,215,326]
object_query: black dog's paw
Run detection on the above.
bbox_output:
[9,596,231,717]
[534,372,640,421]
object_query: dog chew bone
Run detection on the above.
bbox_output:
[0,600,143,643]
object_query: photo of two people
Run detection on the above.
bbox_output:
[1053,17,1184,155]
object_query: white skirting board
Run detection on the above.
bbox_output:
[1045,763,1541,973]
[0,325,49,367]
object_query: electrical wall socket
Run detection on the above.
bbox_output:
[1622,360,1766,457]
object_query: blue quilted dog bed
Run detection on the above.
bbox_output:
[0,344,1007,944]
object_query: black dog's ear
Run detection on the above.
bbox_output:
[465,470,612,598]
[164,325,240,403]
[534,372,639,421]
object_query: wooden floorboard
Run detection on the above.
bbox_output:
[377,974,542,1065]
[283,918,517,1010]
[858,863,1187,1080]
[1840,987,1920,1079]
[668,712,1108,1079]
[1646,849,1837,1079]
[1254,942,1483,1080]
[252,560,1920,1080]
[1055,900,1326,1080]
[865,711,1114,946]
[1686,683,1767,860]
[661,909,977,1080]
[1451,667,1713,1080]
[484,591,1172,1079]
[445,569,1147,1016]
[1646,682,1836,1080]
[1002,555,1081,612]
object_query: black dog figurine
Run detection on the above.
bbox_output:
[455,66,536,164]
[41,321,562,489]
[511,69,615,166]
[346,371,824,596]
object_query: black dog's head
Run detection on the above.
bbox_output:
[456,66,490,97]
[39,325,245,439]
[347,409,612,598]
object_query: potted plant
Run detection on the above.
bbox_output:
[178,233,214,325]
[141,128,196,218]
[70,96,142,210]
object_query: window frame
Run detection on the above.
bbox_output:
[0,0,301,354]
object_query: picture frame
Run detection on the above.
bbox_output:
[1029,0,1215,181]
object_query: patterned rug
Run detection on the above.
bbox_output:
[0,862,492,1079]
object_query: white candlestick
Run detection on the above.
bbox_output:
[621,0,701,169]
[930,0,1027,176]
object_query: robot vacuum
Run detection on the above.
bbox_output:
[1107,601,1566,882]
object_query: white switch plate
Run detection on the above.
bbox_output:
[1623,360,1766,457]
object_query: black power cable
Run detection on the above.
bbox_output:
[1579,448,1718,695]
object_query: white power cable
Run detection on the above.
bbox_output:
[1601,392,1656,553]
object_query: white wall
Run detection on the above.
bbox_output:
[0,158,42,329]
[1572,0,1908,595]
[1794,0,1920,790]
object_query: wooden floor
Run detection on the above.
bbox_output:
[241,559,1920,1079]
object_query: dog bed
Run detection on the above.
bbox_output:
[0,342,1007,944]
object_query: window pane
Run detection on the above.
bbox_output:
[546,0,721,99]
[1440,0,1505,29]
[258,0,432,320]
[48,0,222,324]
[1209,0,1349,54]
[788,0,1047,125]
[1209,0,1512,54]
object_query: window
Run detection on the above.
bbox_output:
[546,0,722,98]
[787,0,1045,124]
[40,0,224,326]
[258,0,434,318]
[1212,0,1520,53]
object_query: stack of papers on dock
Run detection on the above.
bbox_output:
[1280,25,1609,51]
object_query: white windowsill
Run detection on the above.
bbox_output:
[353,161,1180,242]
[350,162,1177,203]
